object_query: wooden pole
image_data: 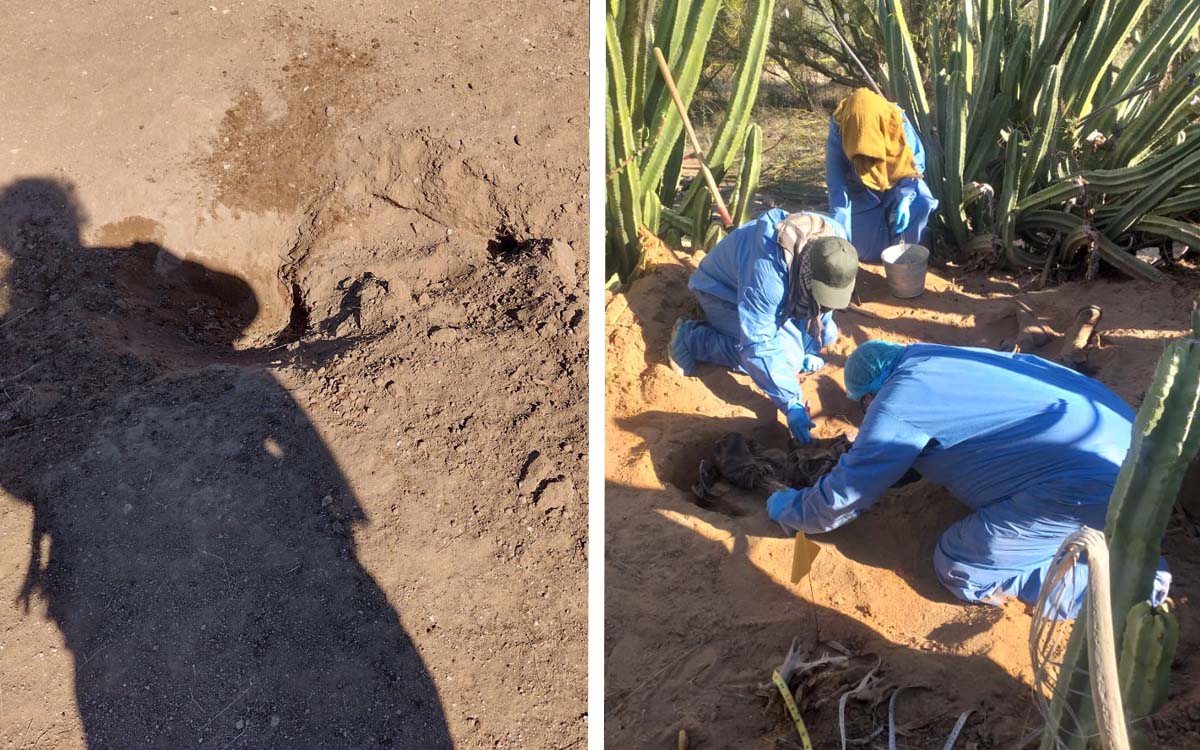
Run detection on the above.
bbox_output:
[652,47,733,229]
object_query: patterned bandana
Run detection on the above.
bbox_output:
[776,214,825,340]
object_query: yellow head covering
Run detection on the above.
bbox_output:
[833,88,921,192]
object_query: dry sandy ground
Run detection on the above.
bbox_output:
[0,3,586,749]
[606,241,1200,748]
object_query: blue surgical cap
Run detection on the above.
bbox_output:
[844,340,906,401]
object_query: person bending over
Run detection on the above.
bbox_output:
[767,340,1170,618]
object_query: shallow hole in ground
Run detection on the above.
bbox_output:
[281,281,312,343]
[663,433,775,518]
[487,229,549,260]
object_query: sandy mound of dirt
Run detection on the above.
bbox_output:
[606,242,1200,748]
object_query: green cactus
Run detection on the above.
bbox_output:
[872,0,1200,281]
[1019,64,1061,195]
[636,0,722,199]
[729,123,763,228]
[676,0,774,224]
[1042,311,1200,750]
[1118,601,1179,720]
[942,70,970,249]
[605,0,775,281]
[1105,310,1200,637]
[606,13,644,282]
[995,134,1023,265]
[1096,0,1200,132]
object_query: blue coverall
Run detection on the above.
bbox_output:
[768,344,1171,619]
[683,208,846,413]
[826,113,939,261]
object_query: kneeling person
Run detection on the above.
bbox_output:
[766,340,1171,618]
[825,87,938,261]
[670,209,858,444]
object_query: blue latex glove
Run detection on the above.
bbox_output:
[821,315,838,349]
[767,488,802,527]
[800,354,825,372]
[785,400,814,444]
[892,192,914,235]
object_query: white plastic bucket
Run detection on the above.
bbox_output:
[880,243,930,299]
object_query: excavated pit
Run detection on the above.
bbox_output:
[0,140,587,750]
[606,240,1200,749]
[0,5,588,749]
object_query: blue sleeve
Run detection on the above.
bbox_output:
[824,119,852,242]
[901,113,926,175]
[768,405,929,533]
[735,230,802,412]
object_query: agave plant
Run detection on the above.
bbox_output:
[878,0,1200,283]
[606,0,775,282]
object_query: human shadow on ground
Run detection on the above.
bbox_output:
[0,178,451,749]
[603,480,1036,749]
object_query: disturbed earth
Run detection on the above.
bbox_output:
[0,3,586,749]
[606,240,1200,749]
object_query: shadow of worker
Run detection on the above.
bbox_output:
[0,178,451,749]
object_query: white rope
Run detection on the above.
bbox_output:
[1030,527,1129,750]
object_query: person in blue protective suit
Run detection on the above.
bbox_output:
[669,209,859,444]
[766,340,1172,619]
[826,88,939,261]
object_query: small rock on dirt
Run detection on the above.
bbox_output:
[518,453,550,491]
[427,327,459,344]
[548,240,577,289]
[538,479,575,511]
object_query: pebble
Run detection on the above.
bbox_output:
[548,240,577,288]
[539,479,575,511]
[428,327,460,344]
[270,715,281,728]
[235,720,245,730]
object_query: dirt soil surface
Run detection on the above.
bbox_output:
[605,241,1200,749]
[0,3,585,749]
